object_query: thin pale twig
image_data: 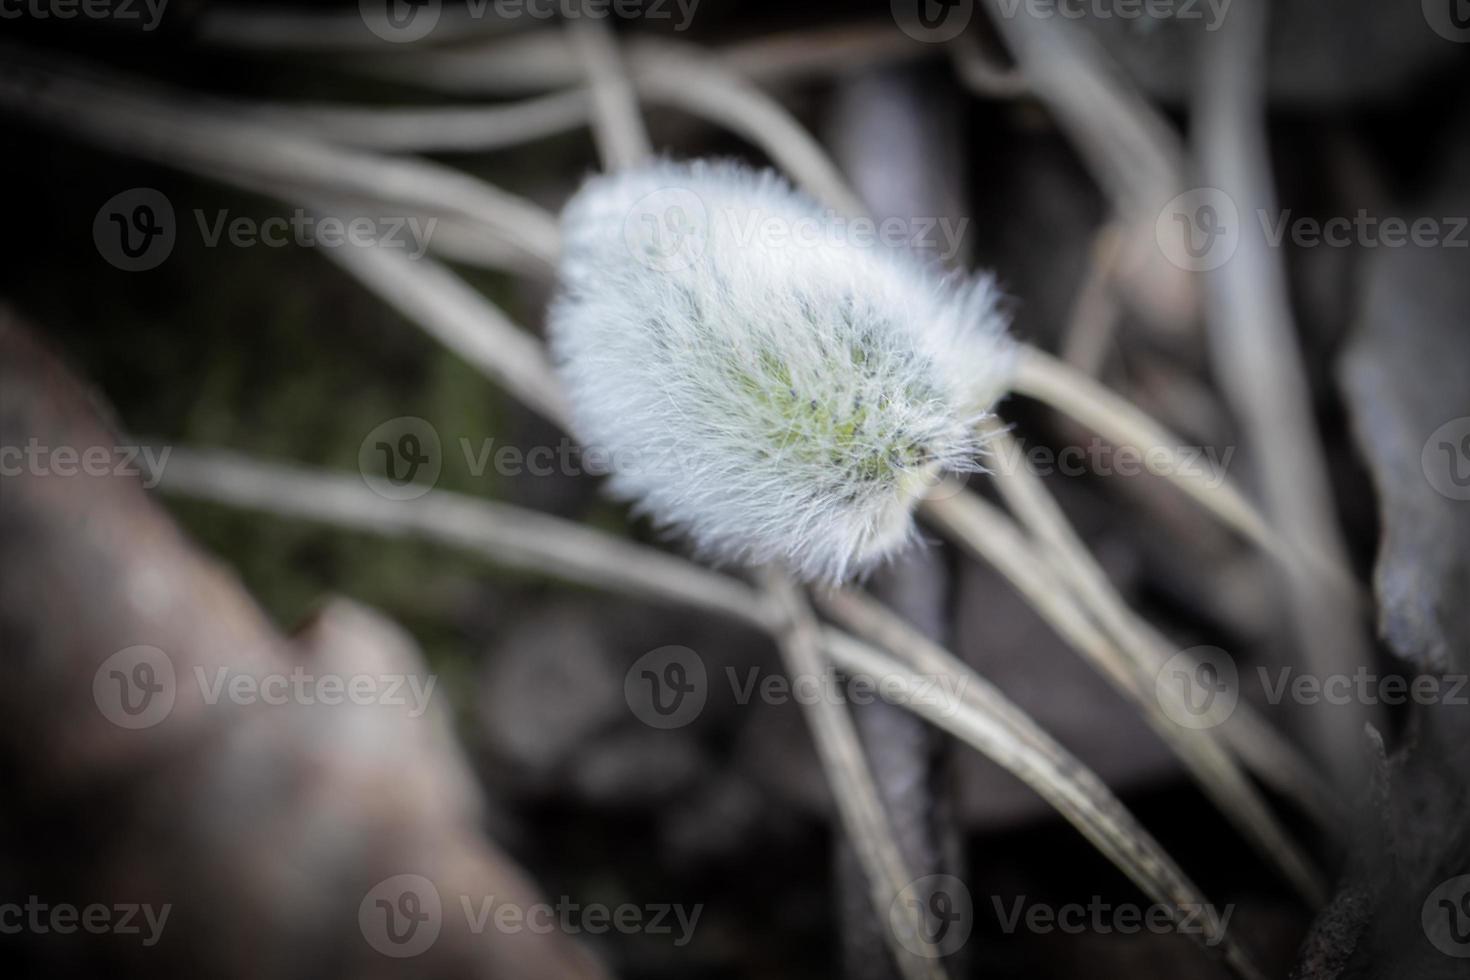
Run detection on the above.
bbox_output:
[196,3,528,49]
[974,0,1193,329]
[818,597,1266,980]
[345,34,867,215]
[0,48,560,270]
[763,572,946,980]
[984,426,1344,837]
[1058,223,1124,376]
[157,447,776,633]
[246,89,593,153]
[343,25,931,93]
[1007,345,1286,564]
[919,483,1328,905]
[1194,0,1375,792]
[633,42,866,216]
[717,23,930,83]
[211,170,547,277]
[567,16,652,169]
[946,32,1028,100]
[321,238,572,429]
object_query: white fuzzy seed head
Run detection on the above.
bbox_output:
[550,159,1013,583]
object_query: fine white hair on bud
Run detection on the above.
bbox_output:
[549,158,1013,583]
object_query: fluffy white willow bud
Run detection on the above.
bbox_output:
[550,159,1013,583]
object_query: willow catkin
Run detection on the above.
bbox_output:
[550,159,1012,582]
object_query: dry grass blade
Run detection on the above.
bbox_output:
[343,30,589,94]
[947,32,1029,99]
[632,42,866,216]
[196,3,528,49]
[1058,223,1125,375]
[246,90,593,153]
[1007,345,1286,563]
[0,48,560,270]
[977,0,1184,214]
[568,17,652,169]
[344,25,931,94]
[985,425,1344,836]
[343,34,866,215]
[1195,0,1375,792]
[156,448,774,634]
[714,23,930,83]
[321,239,572,430]
[763,572,948,980]
[974,0,1192,328]
[919,485,1329,905]
[817,598,1266,980]
[193,165,545,277]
